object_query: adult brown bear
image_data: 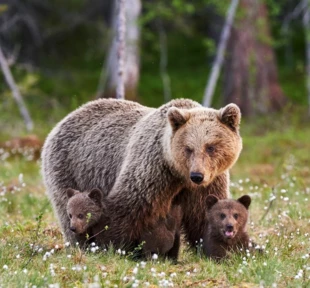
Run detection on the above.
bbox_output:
[41,98,242,250]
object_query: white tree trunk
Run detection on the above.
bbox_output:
[202,0,239,107]
[100,0,141,100]
[116,0,126,99]
[125,0,141,99]
[0,45,33,131]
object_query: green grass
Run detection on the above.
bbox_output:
[0,109,309,287]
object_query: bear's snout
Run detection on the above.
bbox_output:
[70,226,76,232]
[223,223,235,239]
[190,172,204,184]
[226,224,233,232]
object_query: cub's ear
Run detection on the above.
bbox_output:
[88,188,104,205]
[218,103,241,131]
[66,188,79,199]
[167,107,190,132]
[206,194,219,210]
[237,195,251,210]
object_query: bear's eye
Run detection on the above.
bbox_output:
[69,214,72,219]
[185,146,193,155]
[220,213,226,220]
[206,146,215,154]
[78,214,84,219]
[233,213,239,220]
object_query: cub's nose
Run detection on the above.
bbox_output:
[70,226,76,232]
[226,224,234,232]
[190,172,204,184]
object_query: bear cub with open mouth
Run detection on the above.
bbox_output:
[203,194,252,260]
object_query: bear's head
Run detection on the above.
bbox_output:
[167,104,242,187]
[66,188,106,234]
[206,194,251,242]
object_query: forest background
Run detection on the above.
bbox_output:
[0,1,309,287]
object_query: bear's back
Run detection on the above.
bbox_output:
[42,99,154,193]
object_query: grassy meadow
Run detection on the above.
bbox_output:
[0,106,309,288]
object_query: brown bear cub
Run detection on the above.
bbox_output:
[66,188,108,245]
[66,188,182,260]
[203,194,251,260]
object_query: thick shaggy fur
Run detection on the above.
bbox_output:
[202,195,251,260]
[66,188,108,244]
[67,188,182,259]
[140,204,182,260]
[41,98,242,248]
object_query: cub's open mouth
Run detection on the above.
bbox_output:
[224,230,235,239]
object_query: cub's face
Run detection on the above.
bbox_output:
[167,104,242,188]
[206,195,251,242]
[66,188,104,234]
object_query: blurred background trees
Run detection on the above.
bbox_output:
[0,0,309,133]
[223,0,287,116]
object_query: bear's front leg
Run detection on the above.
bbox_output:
[166,231,181,262]
[180,172,229,248]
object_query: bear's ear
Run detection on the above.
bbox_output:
[237,195,251,210]
[218,103,241,131]
[206,194,219,210]
[88,188,103,205]
[66,188,79,199]
[167,107,190,132]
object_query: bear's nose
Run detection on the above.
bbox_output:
[190,172,204,184]
[226,224,233,232]
[70,226,76,232]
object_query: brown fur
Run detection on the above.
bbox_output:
[67,188,183,259]
[66,188,108,243]
[140,204,182,260]
[202,195,251,260]
[41,98,242,249]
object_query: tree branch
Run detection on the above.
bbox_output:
[281,0,308,33]
[0,45,34,131]
[202,0,239,107]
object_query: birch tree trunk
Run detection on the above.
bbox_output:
[99,0,141,100]
[116,0,126,99]
[0,45,33,131]
[202,0,239,107]
[223,0,286,116]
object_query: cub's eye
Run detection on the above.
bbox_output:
[78,214,84,219]
[69,214,72,219]
[233,213,239,220]
[220,213,226,220]
[206,146,215,154]
[185,147,193,155]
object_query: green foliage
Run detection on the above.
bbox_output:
[202,38,216,55]
[86,213,92,224]
[1,0,308,139]
[0,2,310,284]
